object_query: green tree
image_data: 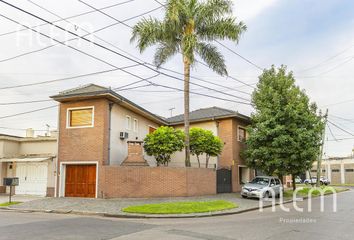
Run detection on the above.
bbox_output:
[144,126,185,166]
[131,0,246,167]
[190,128,223,168]
[244,66,324,190]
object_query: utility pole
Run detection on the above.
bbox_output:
[316,109,328,187]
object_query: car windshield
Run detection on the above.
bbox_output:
[250,177,270,186]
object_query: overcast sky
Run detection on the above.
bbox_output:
[0,0,353,157]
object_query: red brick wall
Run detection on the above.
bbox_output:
[57,98,109,196]
[99,166,216,198]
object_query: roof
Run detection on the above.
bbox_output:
[0,156,54,163]
[50,84,167,125]
[166,106,250,125]
[51,84,251,125]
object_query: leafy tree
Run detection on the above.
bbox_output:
[190,128,223,168]
[144,126,185,166]
[131,0,246,167]
[243,66,324,190]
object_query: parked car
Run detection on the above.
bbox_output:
[241,176,282,199]
[304,177,330,185]
[295,176,302,184]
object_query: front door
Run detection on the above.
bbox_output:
[65,164,96,198]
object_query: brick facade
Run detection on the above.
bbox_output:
[56,98,109,197]
[99,166,216,198]
[217,118,251,192]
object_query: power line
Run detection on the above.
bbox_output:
[0,0,252,104]
[0,4,164,64]
[0,64,139,90]
[0,0,135,38]
[76,0,253,100]
[0,105,58,120]
[326,123,338,142]
[297,43,354,73]
[297,56,354,78]
[321,98,354,107]
[146,63,251,96]
[149,83,252,105]
[329,115,354,124]
[0,81,159,105]
[215,40,263,71]
[327,120,354,137]
[152,0,263,78]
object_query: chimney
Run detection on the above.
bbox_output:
[121,141,149,166]
[26,128,34,138]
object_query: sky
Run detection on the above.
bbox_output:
[0,0,353,157]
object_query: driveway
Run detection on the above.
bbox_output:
[0,189,352,239]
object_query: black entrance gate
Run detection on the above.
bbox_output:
[217,168,232,193]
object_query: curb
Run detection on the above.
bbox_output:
[2,188,350,219]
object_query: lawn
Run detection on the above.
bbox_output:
[122,200,238,214]
[284,186,347,198]
[0,202,21,207]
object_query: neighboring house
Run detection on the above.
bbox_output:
[50,84,252,198]
[308,156,354,184]
[167,107,253,191]
[0,129,57,196]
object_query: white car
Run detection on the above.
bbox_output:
[241,176,282,199]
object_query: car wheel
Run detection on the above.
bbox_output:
[263,191,270,199]
[242,195,247,199]
[305,182,309,185]
[320,181,324,185]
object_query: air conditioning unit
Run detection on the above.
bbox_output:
[120,132,128,139]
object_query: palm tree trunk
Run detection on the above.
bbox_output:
[197,155,200,168]
[183,56,191,167]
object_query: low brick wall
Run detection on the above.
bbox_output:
[99,166,216,198]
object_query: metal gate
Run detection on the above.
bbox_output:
[217,168,232,193]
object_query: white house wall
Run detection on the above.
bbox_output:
[109,104,160,166]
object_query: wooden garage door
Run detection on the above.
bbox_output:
[65,165,96,198]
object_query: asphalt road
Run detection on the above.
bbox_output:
[0,190,353,240]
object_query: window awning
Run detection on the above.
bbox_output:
[0,157,52,163]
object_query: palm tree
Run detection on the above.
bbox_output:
[131,0,246,167]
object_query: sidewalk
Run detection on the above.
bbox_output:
[3,193,290,218]
[0,194,43,204]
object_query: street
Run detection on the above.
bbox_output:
[0,190,353,240]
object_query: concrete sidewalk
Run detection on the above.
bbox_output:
[3,193,290,218]
[0,194,43,204]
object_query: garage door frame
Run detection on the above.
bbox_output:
[59,161,98,198]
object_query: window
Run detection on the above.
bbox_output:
[322,169,326,172]
[133,119,138,132]
[149,126,156,134]
[311,170,317,173]
[67,107,93,128]
[126,116,131,130]
[270,178,276,186]
[332,169,340,173]
[238,127,246,142]
[345,169,354,172]
[275,178,281,185]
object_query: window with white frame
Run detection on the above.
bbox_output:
[133,118,138,132]
[126,115,131,130]
[67,107,94,128]
[238,126,246,142]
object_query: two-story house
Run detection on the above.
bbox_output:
[50,84,252,198]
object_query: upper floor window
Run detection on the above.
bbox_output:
[133,118,138,132]
[238,126,246,142]
[67,107,94,128]
[126,115,131,130]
